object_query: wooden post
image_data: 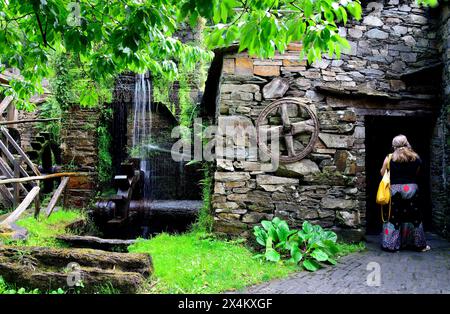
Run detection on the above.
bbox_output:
[0,156,29,193]
[0,127,41,176]
[0,186,40,227]
[63,185,68,209]
[13,156,21,208]
[0,140,32,180]
[6,103,17,129]
[0,96,13,116]
[34,192,41,219]
[45,176,70,218]
[0,184,13,207]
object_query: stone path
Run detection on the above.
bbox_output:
[240,233,450,294]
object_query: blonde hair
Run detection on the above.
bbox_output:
[392,134,419,162]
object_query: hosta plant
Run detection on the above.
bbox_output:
[253,218,341,272]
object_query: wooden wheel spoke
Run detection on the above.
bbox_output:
[280,103,292,133]
[258,125,282,140]
[284,134,296,157]
[291,119,315,135]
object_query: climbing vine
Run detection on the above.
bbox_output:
[36,97,62,143]
[48,52,113,109]
[40,52,114,187]
[192,162,214,233]
[97,107,113,187]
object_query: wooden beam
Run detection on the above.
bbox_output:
[401,62,443,81]
[0,184,13,204]
[0,172,90,185]
[0,157,14,179]
[34,193,41,219]
[0,96,13,116]
[0,140,32,180]
[6,103,17,128]
[45,177,70,218]
[354,108,433,117]
[13,157,20,208]
[315,85,437,101]
[0,127,41,176]
[0,186,40,227]
[0,118,60,126]
[0,157,28,193]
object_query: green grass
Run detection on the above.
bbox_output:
[336,241,366,257]
[2,208,366,294]
[11,209,85,247]
[128,232,298,294]
[127,232,367,294]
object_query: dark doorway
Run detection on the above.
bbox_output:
[365,115,434,235]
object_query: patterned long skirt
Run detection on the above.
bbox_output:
[388,183,427,251]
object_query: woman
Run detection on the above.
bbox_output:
[380,134,431,252]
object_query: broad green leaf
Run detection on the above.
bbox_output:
[303,259,321,271]
[261,220,272,231]
[311,249,329,262]
[265,235,273,249]
[322,240,340,255]
[272,217,282,226]
[290,246,303,263]
[323,231,338,243]
[265,248,281,262]
[339,7,348,24]
[327,257,337,265]
[277,222,290,242]
[302,221,314,234]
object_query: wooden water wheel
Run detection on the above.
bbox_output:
[26,131,62,193]
[256,98,320,163]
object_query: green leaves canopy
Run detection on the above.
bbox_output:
[0,0,211,107]
[202,0,362,62]
[0,0,442,107]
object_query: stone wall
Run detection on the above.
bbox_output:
[431,5,450,239]
[15,110,39,151]
[60,107,99,207]
[212,1,442,240]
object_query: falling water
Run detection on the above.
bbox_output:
[132,73,152,200]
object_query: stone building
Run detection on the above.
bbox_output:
[207,0,450,241]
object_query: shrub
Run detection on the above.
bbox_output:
[0,276,65,294]
[253,217,340,271]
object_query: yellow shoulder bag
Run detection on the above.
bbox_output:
[376,154,392,222]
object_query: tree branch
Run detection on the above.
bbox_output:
[34,10,47,46]
[33,10,55,51]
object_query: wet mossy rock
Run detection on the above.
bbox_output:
[0,245,153,293]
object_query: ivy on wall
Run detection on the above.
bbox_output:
[37,97,62,143]
[192,162,214,233]
[40,52,114,188]
[97,107,113,187]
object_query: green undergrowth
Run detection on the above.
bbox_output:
[127,232,364,294]
[336,241,366,257]
[8,209,85,247]
[128,232,297,293]
[1,208,365,294]
[0,276,65,294]
[0,276,116,294]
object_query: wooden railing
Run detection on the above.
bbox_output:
[0,75,73,228]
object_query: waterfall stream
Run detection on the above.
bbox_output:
[132,73,152,200]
